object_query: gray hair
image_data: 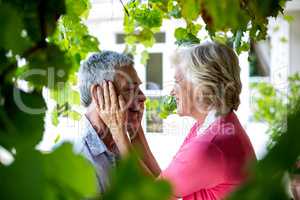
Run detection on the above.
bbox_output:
[171,41,242,114]
[78,51,134,107]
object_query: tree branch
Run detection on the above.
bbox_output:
[119,0,130,16]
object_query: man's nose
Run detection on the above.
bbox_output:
[137,89,146,102]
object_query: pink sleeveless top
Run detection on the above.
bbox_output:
[161,112,256,200]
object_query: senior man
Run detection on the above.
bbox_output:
[75,51,160,193]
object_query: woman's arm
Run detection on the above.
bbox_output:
[130,127,161,176]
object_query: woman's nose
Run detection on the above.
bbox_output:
[170,88,175,96]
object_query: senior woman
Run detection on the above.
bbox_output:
[92,41,256,200]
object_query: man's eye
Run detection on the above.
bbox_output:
[123,88,134,93]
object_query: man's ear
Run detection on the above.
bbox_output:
[90,84,98,104]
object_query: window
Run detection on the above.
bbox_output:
[249,38,271,77]
[145,53,163,90]
[153,32,166,43]
[115,32,166,44]
[146,97,163,133]
[116,33,126,44]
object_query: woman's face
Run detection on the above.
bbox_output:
[171,66,195,116]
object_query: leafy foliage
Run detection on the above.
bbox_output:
[0,1,172,200]
[145,98,163,132]
[124,1,163,48]
[174,25,200,46]
[0,0,98,199]
[228,97,300,200]
[145,96,177,120]
[159,96,177,119]
[48,0,99,126]
[0,86,46,151]
[251,73,300,149]
[0,143,98,200]
[123,0,288,54]
[103,153,172,200]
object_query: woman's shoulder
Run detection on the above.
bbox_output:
[181,136,224,157]
[207,112,256,160]
[192,112,245,149]
[183,112,247,151]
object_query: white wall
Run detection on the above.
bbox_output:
[289,11,300,74]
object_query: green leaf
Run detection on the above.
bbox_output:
[43,0,67,36]
[0,86,46,151]
[51,109,59,126]
[187,22,202,36]
[54,133,61,144]
[233,30,243,51]
[133,7,163,29]
[159,96,177,119]
[134,29,156,47]
[44,143,97,198]
[50,15,100,72]
[10,0,66,42]
[103,153,172,200]
[178,0,201,22]
[68,110,82,121]
[50,82,81,125]
[65,0,91,18]
[201,0,249,31]
[174,27,200,45]
[280,36,288,43]
[141,50,150,65]
[20,45,72,90]
[283,15,294,23]
[167,1,181,18]
[0,143,97,200]
[50,83,81,106]
[0,3,30,53]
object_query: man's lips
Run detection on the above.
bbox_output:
[128,109,140,113]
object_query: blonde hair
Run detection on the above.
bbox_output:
[171,41,242,114]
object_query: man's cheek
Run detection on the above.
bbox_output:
[128,113,137,122]
[130,113,142,124]
[139,103,145,111]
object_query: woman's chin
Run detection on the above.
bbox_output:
[176,109,185,116]
[177,107,191,117]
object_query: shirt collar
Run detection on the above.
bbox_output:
[196,109,233,136]
[197,109,219,136]
[81,115,109,156]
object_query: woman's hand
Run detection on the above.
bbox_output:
[91,81,131,156]
[92,80,127,132]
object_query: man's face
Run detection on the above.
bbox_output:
[113,65,146,130]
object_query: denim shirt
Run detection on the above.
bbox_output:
[74,115,118,194]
